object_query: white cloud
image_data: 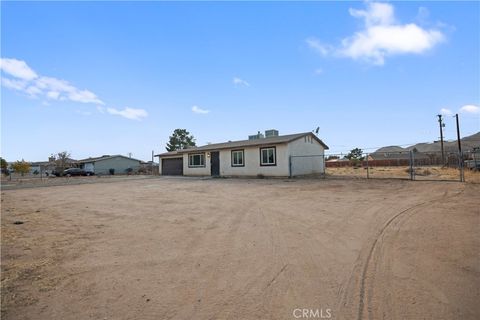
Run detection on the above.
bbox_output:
[0,58,38,80]
[1,58,104,105]
[459,105,480,114]
[47,91,61,100]
[307,2,445,65]
[416,7,430,24]
[1,78,27,91]
[314,68,323,75]
[192,105,210,114]
[233,77,250,87]
[25,85,42,97]
[306,38,331,56]
[68,89,103,104]
[440,108,453,116]
[349,2,395,26]
[106,107,148,121]
[34,76,104,104]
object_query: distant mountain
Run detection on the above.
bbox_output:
[373,132,480,154]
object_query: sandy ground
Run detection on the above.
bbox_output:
[1,177,479,320]
[326,166,480,183]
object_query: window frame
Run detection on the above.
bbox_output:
[259,146,277,166]
[188,153,206,168]
[231,149,245,167]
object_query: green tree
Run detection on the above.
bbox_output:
[166,129,196,152]
[11,160,31,176]
[0,157,7,174]
[345,148,364,161]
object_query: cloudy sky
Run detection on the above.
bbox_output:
[1,1,479,161]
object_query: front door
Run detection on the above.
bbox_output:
[211,151,220,176]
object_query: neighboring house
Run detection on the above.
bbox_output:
[77,155,141,175]
[156,130,329,177]
[20,156,74,175]
[29,161,54,174]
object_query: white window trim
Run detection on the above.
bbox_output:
[188,153,205,167]
[231,150,245,167]
[260,147,276,166]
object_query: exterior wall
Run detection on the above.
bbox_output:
[183,152,211,176]
[30,165,41,174]
[288,135,325,176]
[94,157,141,175]
[178,135,326,177]
[218,144,290,177]
[84,162,94,172]
[182,145,289,177]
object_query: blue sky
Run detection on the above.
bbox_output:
[1,1,479,161]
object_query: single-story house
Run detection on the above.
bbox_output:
[156,130,329,177]
[77,155,142,175]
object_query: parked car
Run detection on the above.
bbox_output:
[62,168,94,176]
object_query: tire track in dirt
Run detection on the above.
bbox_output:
[345,185,466,320]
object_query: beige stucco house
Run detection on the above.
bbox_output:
[156,131,329,178]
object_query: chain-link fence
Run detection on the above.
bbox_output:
[325,150,480,183]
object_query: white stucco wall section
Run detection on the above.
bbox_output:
[219,144,290,177]
[183,152,211,176]
[288,135,325,176]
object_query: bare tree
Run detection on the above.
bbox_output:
[55,151,71,173]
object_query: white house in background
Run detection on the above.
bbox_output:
[156,130,329,177]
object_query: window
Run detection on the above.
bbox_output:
[188,153,205,167]
[231,150,244,167]
[260,147,276,166]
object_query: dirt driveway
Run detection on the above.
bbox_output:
[1,177,479,319]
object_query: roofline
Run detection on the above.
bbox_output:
[154,153,182,158]
[156,132,328,157]
[77,154,143,163]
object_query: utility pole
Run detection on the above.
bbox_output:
[151,150,154,176]
[455,114,464,182]
[437,114,445,165]
[455,114,462,153]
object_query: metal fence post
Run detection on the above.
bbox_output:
[409,150,414,181]
[366,153,369,179]
[288,155,292,178]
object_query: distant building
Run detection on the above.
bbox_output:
[77,155,141,175]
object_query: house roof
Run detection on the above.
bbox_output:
[369,152,430,160]
[77,154,142,163]
[29,161,50,166]
[155,132,329,157]
[155,150,182,157]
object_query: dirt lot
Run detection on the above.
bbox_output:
[1,177,479,320]
[326,166,480,183]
